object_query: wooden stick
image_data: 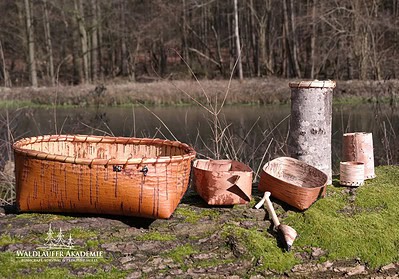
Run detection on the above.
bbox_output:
[262,192,281,228]
[255,192,280,227]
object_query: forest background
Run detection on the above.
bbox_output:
[1,0,398,88]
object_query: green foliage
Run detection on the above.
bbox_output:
[223,224,299,273]
[285,166,399,268]
[247,198,258,208]
[85,240,100,248]
[80,268,128,279]
[174,206,220,223]
[68,227,98,239]
[0,252,52,278]
[16,213,75,222]
[0,234,20,246]
[135,231,176,241]
[0,252,126,279]
[163,244,198,264]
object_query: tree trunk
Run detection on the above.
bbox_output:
[24,0,38,87]
[120,0,129,76]
[42,0,55,86]
[0,40,11,87]
[96,0,103,79]
[212,25,224,76]
[90,0,99,81]
[309,0,316,79]
[289,0,301,78]
[282,19,288,77]
[71,3,83,85]
[130,38,140,82]
[282,0,301,78]
[233,0,243,80]
[288,80,336,185]
[74,0,89,83]
[159,38,167,77]
[181,0,190,68]
[249,0,259,76]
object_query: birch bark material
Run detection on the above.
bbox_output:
[288,80,336,184]
[342,132,375,179]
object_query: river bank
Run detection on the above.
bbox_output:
[0,166,398,278]
[0,78,398,107]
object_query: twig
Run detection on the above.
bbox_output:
[254,138,274,181]
[140,104,178,141]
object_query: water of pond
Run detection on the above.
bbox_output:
[2,103,398,175]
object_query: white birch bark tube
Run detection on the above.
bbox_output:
[288,80,336,185]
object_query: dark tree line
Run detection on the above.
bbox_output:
[0,0,399,87]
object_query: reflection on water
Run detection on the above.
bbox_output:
[1,103,398,174]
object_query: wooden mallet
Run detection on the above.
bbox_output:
[255,191,297,251]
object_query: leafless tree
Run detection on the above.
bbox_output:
[0,0,398,86]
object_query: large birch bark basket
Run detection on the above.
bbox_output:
[342,132,376,179]
[192,159,252,205]
[258,157,328,210]
[288,80,336,185]
[13,135,196,219]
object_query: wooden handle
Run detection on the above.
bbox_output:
[263,192,281,228]
[255,192,267,209]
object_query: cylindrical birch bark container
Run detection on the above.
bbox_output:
[342,132,376,179]
[340,161,365,187]
[288,80,336,185]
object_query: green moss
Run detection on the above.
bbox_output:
[0,251,125,279]
[285,166,399,268]
[81,268,128,279]
[248,198,258,208]
[0,233,41,246]
[0,252,49,278]
[68,257,109,269]
[223,224,299,273]
[135,231,176,241]
[174,207,220,223]
[163,244,198,264]
[0,234,20,246]
[16,213,75,222]
[19,268,72,279]
[86,240,100,248]
[68,227,98,239]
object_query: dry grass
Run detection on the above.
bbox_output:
[2,78,397,107]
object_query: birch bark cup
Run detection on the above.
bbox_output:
[342,132,376,179]
[288,80,336,185]
[339,161,365,187]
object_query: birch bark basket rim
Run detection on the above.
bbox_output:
[343,132,370,136]
[289,80,336,88]
[13,134,196,165]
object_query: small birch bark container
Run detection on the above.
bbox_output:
[342,132,376,179]
[192,159,252,205]
[339,161,365,187]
